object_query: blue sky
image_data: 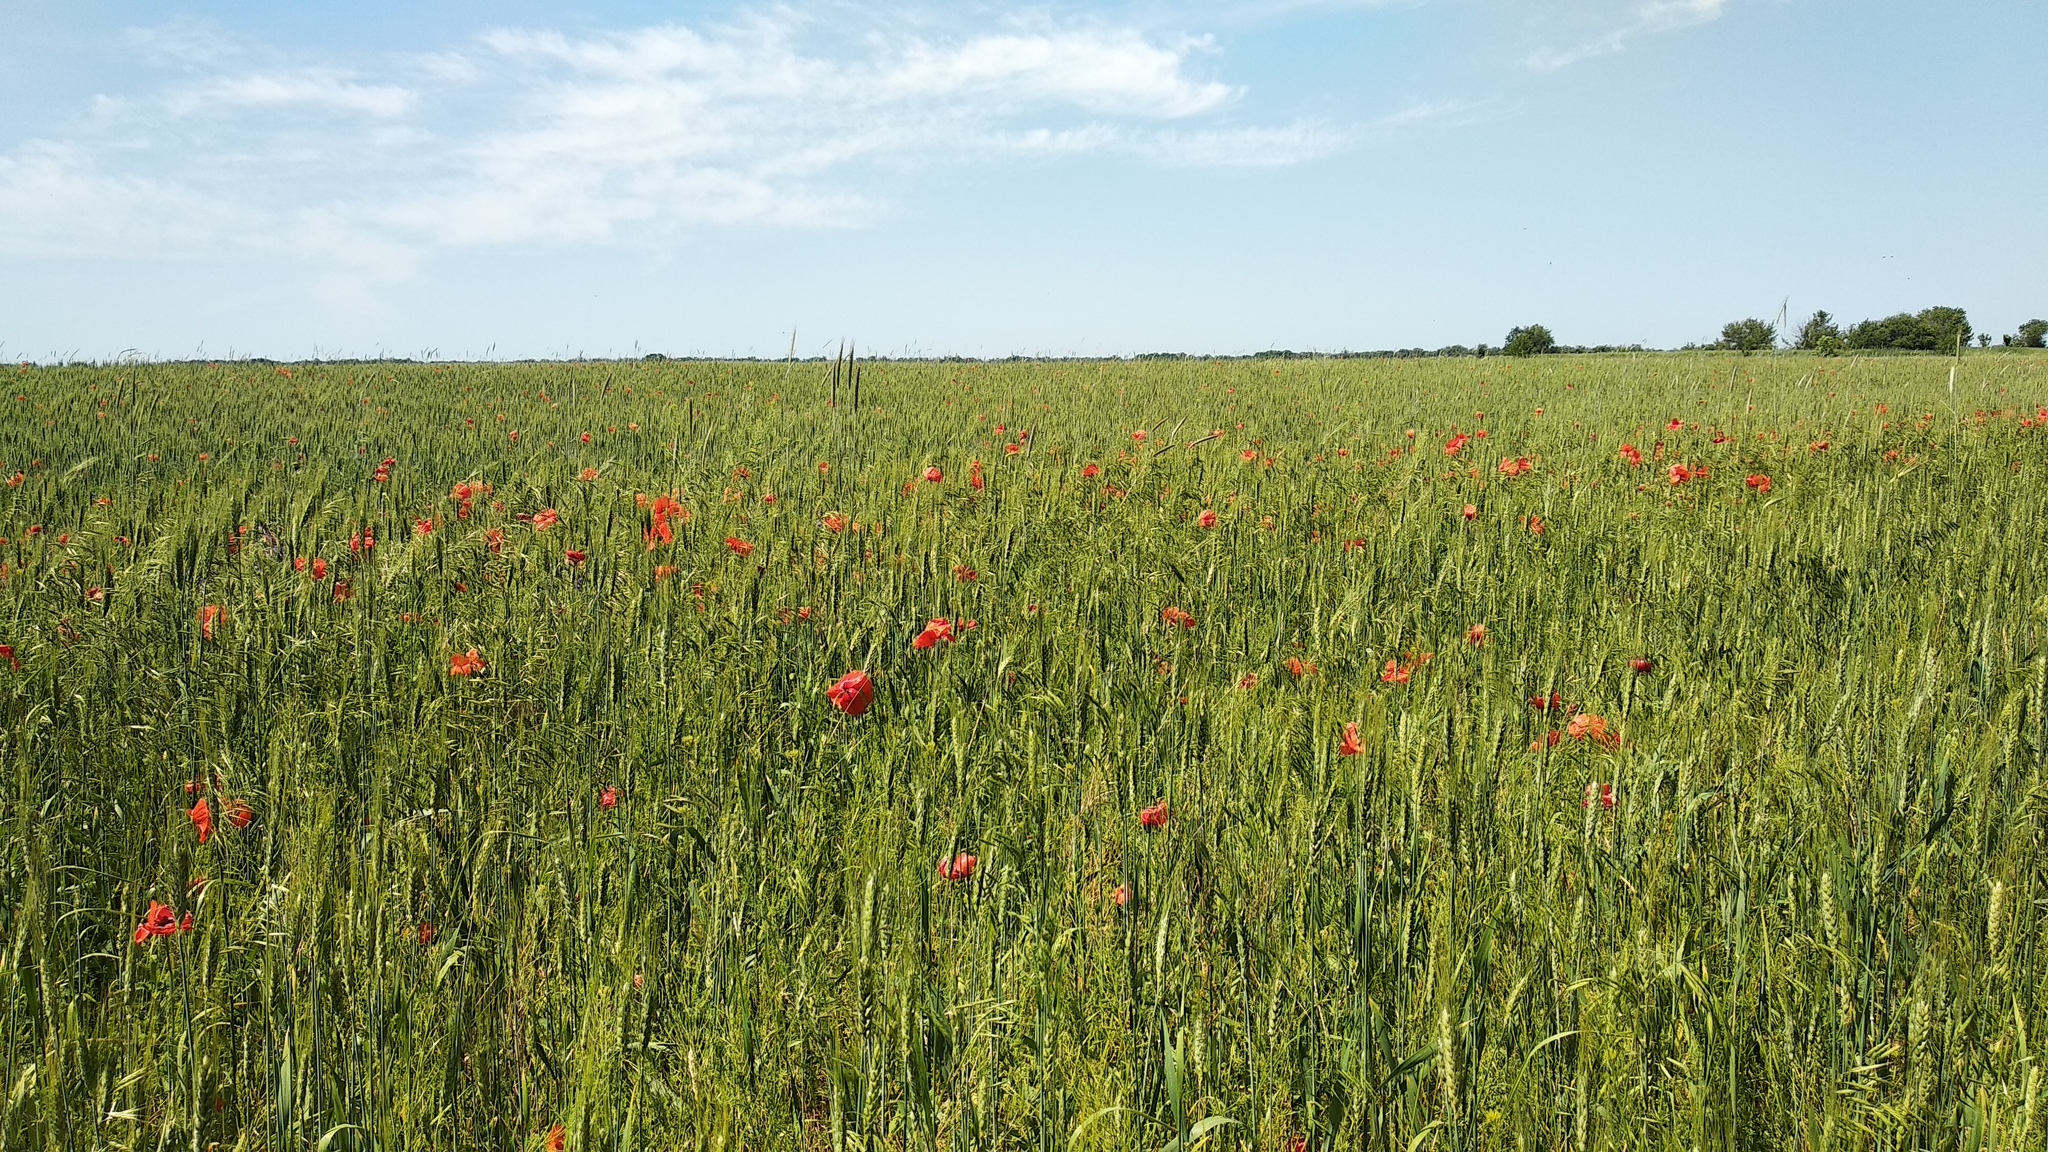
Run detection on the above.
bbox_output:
[2,1,2041,360]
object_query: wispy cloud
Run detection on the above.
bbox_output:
[165,73,418,119]
[1524,0,1728,71]
[0,10,1344,272]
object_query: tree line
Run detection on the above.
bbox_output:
[1485,311,2045,357]
[1713,308,2046,355]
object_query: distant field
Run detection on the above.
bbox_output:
[2,351,2045,1150]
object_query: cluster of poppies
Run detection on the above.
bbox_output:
[137,786,256,948]
[187,793,254,845]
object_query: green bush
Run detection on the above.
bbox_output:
[1794,311,1841,351]
[1502,324,1555,356]
[1846,306,1972,352]
[1719,318,1776,354]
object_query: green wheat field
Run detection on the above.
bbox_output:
[2,351,2046,1151]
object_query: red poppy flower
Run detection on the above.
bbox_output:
[1567,713,1621,748]
[0,645,17,671]
[1583,782,1616,809]
[725,537,754,558]
[600,787,618,810]
[817,461,830,474]
[1139,801,1169,829]
[414,518,434,537]
[1629,657,1653,675]
[827,670,874,717]
[633,494,684,551]
[133,900,186,946]
[1237,673,1258,690]
[1665,419,1684,432]
[1081,463,1101,479]
[1667,464,1692,486]
[1529,692,1565,712]
[1465,624,1487,646]
[924,466,943,484]
[912,619,956,649]
[532,508,560,532]
[1744,474,1772,493]
[225,799,254,829]
[1443,433,1469,457]
[1112,884,1130,907]
[449,649,486,677]
[969,460,985,491]
[1338,721,1362,757]
[1160,606,1195,630]
[1131,429,1148,442]
[1525,515,1545,535]
[189,798,214,844]
[1380,660,1411,684]
[1531,730,1562,751]
[1497,456,1532,477]
[1618,444,1644,467]
[418,923,436,946]
[486,528,505,553]
[1286,656,1317,678]
[564,549,586,566]
[937,852,978,881]
[1198,508,1218,529]
[199,605,223,640]
[310,558,328,579]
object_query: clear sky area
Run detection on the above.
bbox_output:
[2,1,2041,361]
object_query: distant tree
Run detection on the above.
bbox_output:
[1720,318,1777,354]
[1978,333,1991,348]
[1917,306,1972,352]
[2019,319,2048,348]
[1844,306,1973,352]
[1503,325,1556,356]
[1794,311,1841,350]
[1846,314,1925,350]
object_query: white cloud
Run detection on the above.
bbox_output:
[168,73,418,118]
[0,11,1334,270]
[1525,0,1728,71]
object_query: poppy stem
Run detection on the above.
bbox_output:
[179,928,199,1152]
